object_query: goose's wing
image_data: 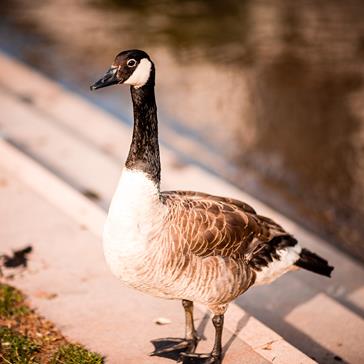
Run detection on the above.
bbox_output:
[161,190,297,267]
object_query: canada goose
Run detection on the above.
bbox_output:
[90,49,334,364]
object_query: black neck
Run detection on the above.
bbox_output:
[125,80,161,186]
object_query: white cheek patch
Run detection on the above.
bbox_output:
[124,58,152,88]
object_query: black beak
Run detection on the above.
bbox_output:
[90,67,119,91]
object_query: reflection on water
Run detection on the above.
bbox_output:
[1,0,364,262]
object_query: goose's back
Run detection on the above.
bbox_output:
[161,190,296,262]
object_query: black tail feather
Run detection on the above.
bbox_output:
[295,248,334,277]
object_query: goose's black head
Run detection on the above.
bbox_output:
[90,49,154,91]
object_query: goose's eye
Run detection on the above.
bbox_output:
[127,59,137,67]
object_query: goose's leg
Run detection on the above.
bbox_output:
[210,314,223,361]
[182,299,200,351]
[149,300,200,357]
[179,314,224,364]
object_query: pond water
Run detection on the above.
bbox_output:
[1,0,364,262]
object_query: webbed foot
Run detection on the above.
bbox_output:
[150,337,199,360]
[178,352,221,364]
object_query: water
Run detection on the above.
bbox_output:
[1,0,364,262]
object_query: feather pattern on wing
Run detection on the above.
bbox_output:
[161,190,298,271]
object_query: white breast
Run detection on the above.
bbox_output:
[103,168,166,278]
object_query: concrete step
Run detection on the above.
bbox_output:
[0,87,119,210]
[0,139,312,364]
[1,51,364,363]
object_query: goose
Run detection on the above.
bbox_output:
[90,49,334,364]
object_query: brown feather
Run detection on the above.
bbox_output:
[161,190,296,269]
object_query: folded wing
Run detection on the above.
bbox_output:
[161,191,297,269]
